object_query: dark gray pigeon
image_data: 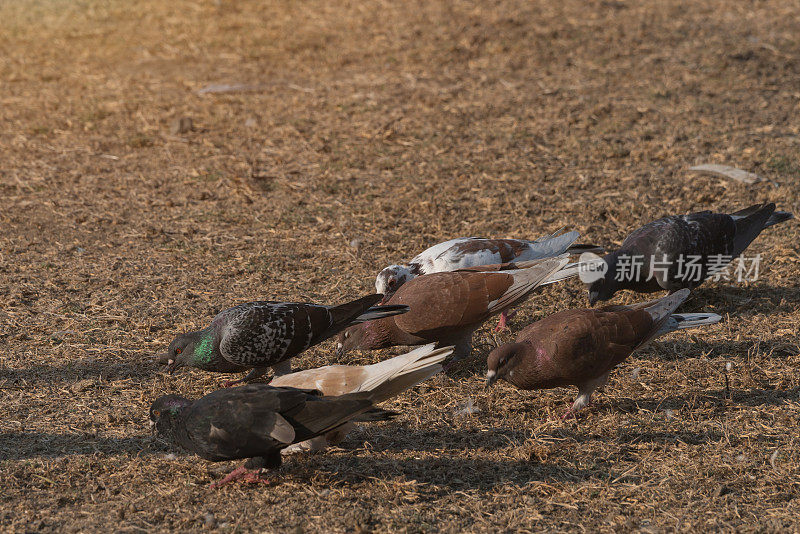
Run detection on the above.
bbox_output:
[157,295,408,385]
[587,203,792,304]
[149,385,392,488]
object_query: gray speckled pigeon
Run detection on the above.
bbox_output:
[588,203,792,304]
[149,385,388,488]
[157,295,408,385]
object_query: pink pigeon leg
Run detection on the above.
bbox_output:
[494,311,508,332]
[494,309,518,332]
[209,465,271,489]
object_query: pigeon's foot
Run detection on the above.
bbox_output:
[494,312,508,332]
[561,399,593,421]
[493,309,517,332]
[442,358,464,374]
[220,378,246,388]
[209,466,272,489]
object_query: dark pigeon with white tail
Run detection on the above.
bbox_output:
[587,203,793,305]
[150,384,398,488]
[486,289,721,418]
[157,295,408,385]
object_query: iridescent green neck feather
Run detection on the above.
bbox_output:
[192,331,216,366]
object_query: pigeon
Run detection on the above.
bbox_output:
[157,295,409,386]
[485,288,721,418]
[587,203,793,305]
[338,255,570,365]
[375,231,601,330]
[150,385,394,488]
[376,230,601,296]
[271,343,452,453]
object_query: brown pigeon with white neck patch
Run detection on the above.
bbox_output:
[338,255,570,364]
[486,289,721,418]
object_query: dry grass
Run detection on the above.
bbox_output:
[2,0,800,531]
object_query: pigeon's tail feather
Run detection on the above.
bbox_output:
[730,203,766,219]
[358,345,452,404]
[291,394,376,440]
[566,243,605,255]
[670,312,723,329]
[351,304,410,324]
[540,263,580,285]
[350,407,399,422]
[732,202,792,228]
[637,289,691,347]
[523,230,580,258]
[540,255,605,286]
[731,203,777,257]
[657,312,722,336]
[487,255,570,314]
[765,210,793,228]
[327,294,384,327]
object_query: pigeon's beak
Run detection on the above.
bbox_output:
[157,354,177,375]
[485,370,498,388]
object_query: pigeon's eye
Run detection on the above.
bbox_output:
[152,410,161,418]
[175,348,182,355]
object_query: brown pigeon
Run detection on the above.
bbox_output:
[270,343,451,453]
[486,289,721,418]
[337,255,570,364]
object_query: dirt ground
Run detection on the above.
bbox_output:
[2,0,800,531]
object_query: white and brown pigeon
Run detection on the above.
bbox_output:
[486,288,721,418]
[157,295,408,386]
[338,255,571,365]
[587,203,793,304]
[375,230,601,329]
[270,343,451,454]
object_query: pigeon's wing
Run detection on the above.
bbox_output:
[425,238,531,272]
[390,270,513,336]
[279,392,376,443]
[271,344,449,402]
[182,385,311,461]
[217,303,298,367]
[219,302,339,367]
[269,365,370,396]
[521,307,654,385]
[392,258,565,336]
[616,213,737,290]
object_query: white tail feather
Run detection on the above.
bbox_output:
[658,313,722,336]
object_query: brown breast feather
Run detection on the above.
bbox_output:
[389,271,514,337]
[512,307,655,389]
